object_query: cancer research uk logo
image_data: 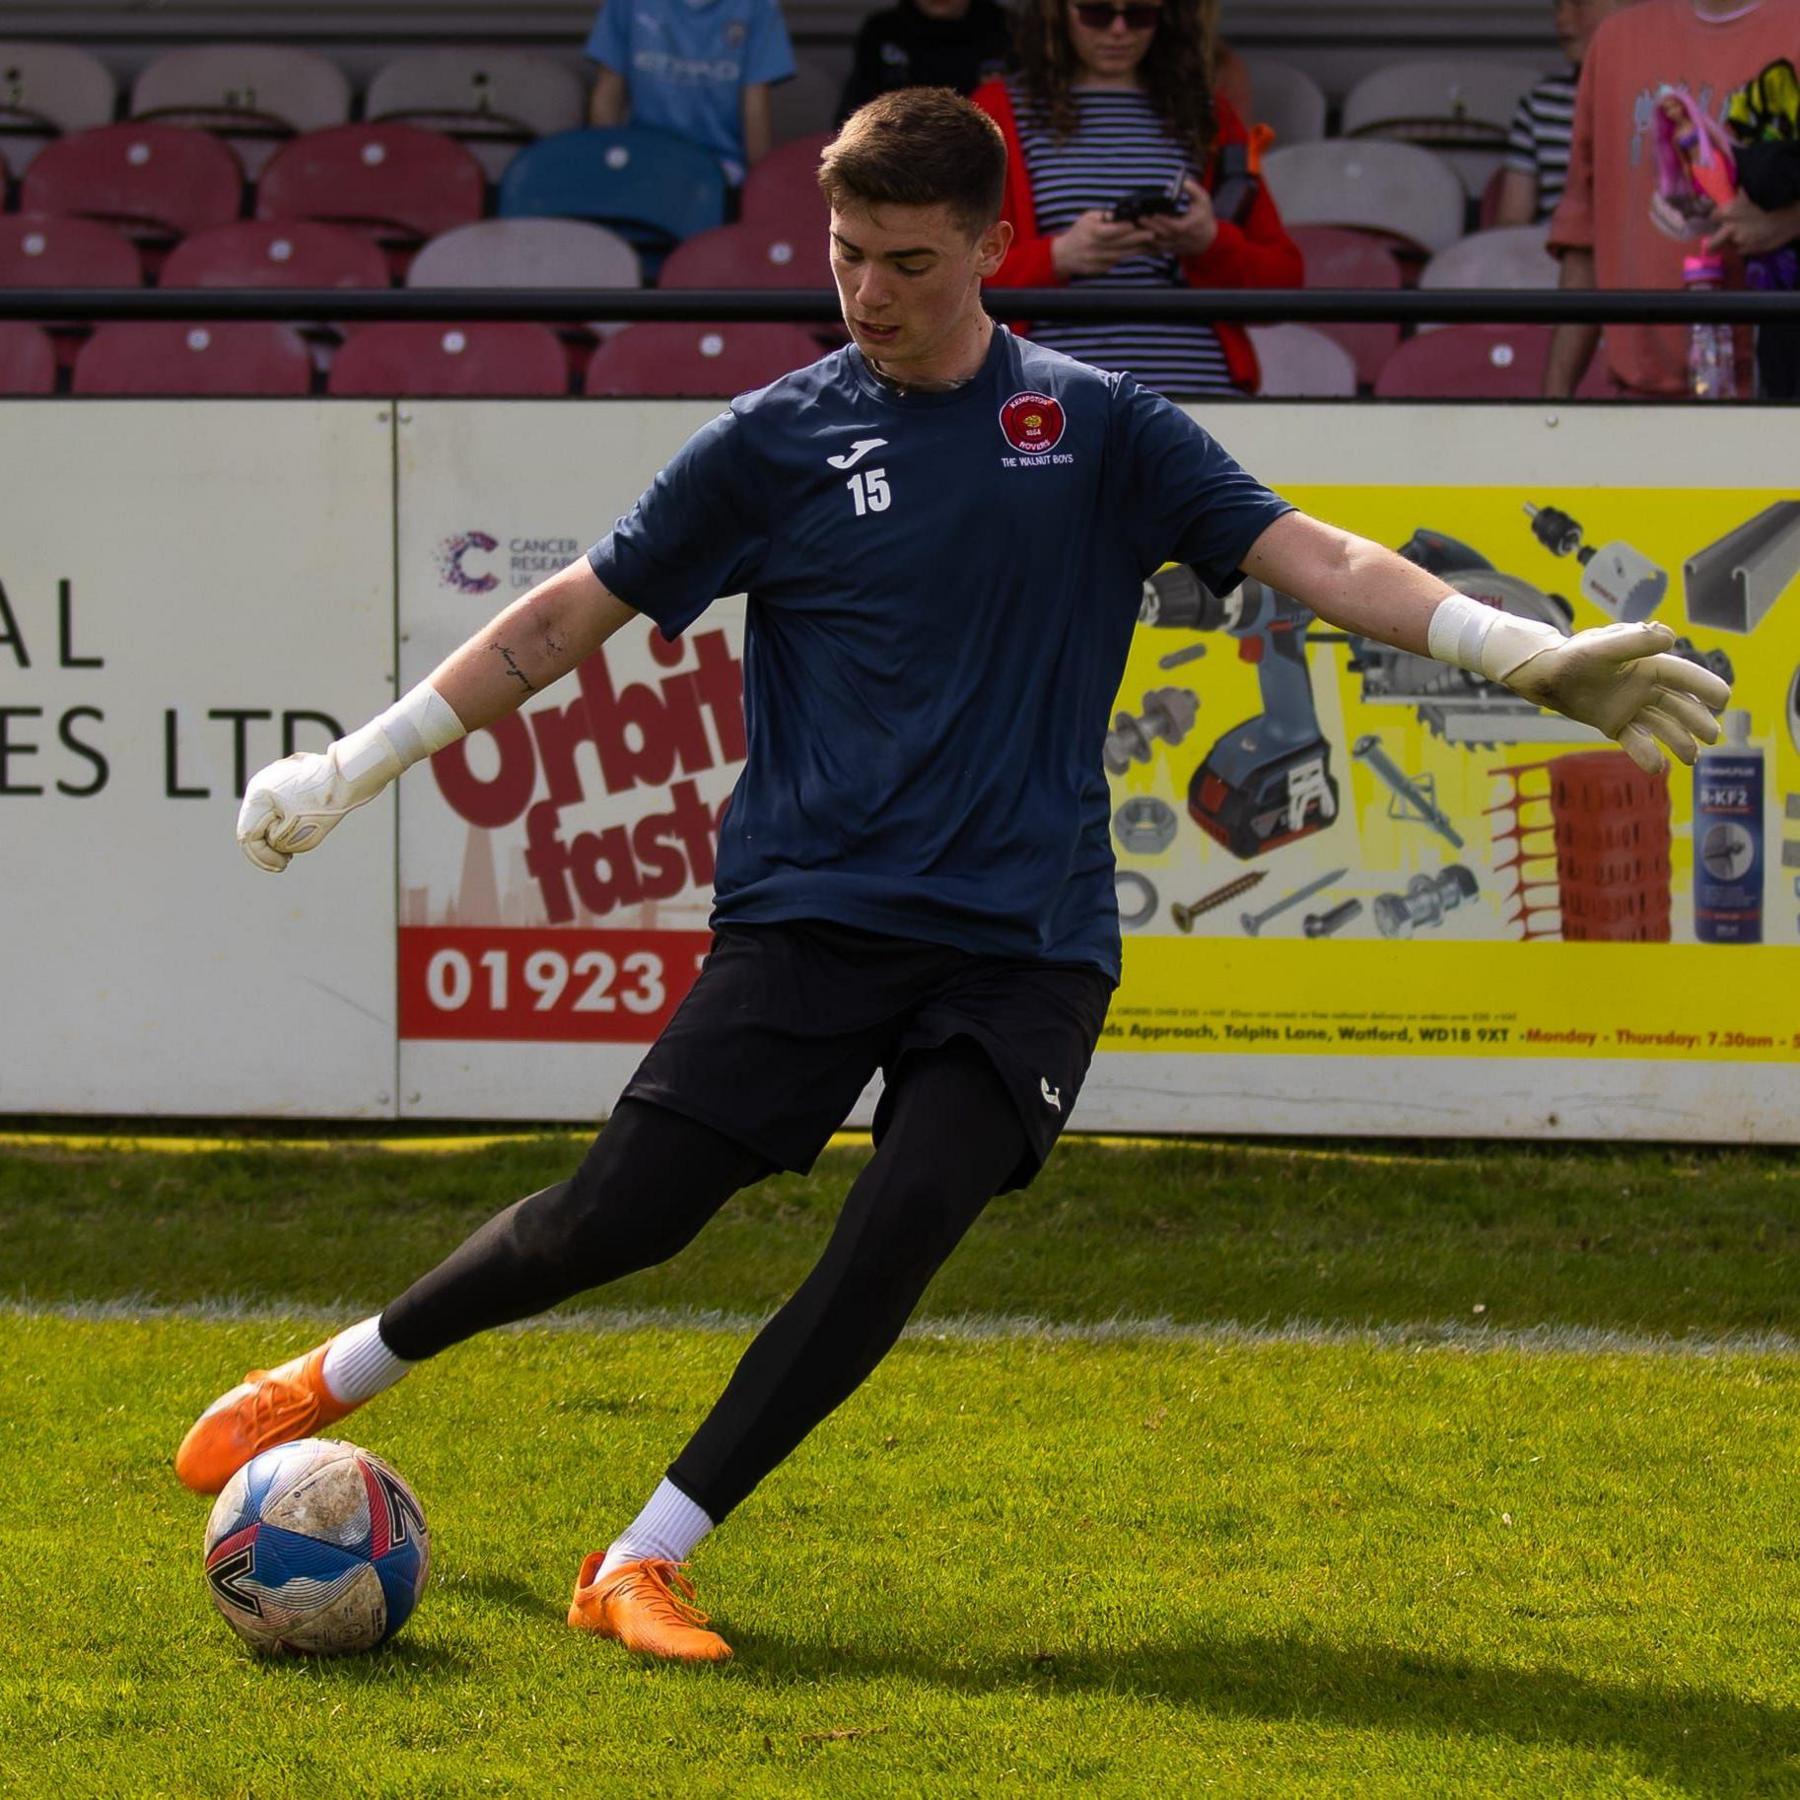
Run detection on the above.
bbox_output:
[436,531,500,594]
[997,391,1071,466]
[436,531,583,596]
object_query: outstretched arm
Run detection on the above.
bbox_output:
[1241,510,1730,774]
[238,557,639,872]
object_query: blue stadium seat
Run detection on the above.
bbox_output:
[498,127,727,268]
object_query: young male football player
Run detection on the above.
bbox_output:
[179,88,1729,1663]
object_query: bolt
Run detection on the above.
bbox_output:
[1303,898,1363,938]
[1171,870,1264,932]
[1352,734,1464,849]
[1104,687,1200,776]
[1239,866,1348,937]
[1372,864,1480,939]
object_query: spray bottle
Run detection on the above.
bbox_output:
[1693,708,1764,943]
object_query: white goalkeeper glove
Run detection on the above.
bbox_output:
[1427,596,1730,775]
[236,682,465,873]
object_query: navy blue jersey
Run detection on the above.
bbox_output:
[587,326,1291,978]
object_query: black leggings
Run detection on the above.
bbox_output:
[379,1039,1026,1521]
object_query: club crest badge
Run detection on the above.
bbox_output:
[998,391,1066,456]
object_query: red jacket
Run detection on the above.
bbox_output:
[971,78,1303,393]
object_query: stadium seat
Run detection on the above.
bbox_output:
[1373,323,1615,399]
[1341,59,1542,197]
[1287,223,1405,390]
[0,321,56,394]
[1262,138,1467,255]
[1237,57,1327,149]
[769,60,840,145]
[162,219,390,290]
[365,48,585,183]
[19,124,244,260]
[0,212,141,288]
[130,45,351,177]
[585,321,824,396]
[658,220,832,290]
[1246,323,1357,397]
[73,321,313,395]
[1419,223,1557,291]
[740,132,831,230]
[499,128,728,268]
[327,322,570,396]
[408,217,640,292]
[258,125,486,277]
[0,41,116,178]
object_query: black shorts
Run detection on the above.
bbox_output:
[621,920,1116,1194]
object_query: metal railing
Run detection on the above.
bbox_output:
[2,286,1794,326]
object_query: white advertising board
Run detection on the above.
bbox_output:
[0,402,398,1115]
[4,396,1796,1140]
[394,401,768,1122]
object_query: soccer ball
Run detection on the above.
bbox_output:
[202,1438,431,1656]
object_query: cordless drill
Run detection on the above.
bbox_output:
[1141,565,1338,860]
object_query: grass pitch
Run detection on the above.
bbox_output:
[3,1133,1799,1797]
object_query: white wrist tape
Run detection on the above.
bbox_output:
[336,682,466,787]
[1427,591,1565,683]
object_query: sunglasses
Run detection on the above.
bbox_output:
[1071,2,1163,27]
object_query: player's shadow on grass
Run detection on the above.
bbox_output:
[455,1568,569,1625]
[733,1629,1798,1794]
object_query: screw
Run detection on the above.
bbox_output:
[1352,734,1464,849]
[1303,898,1363,938]
[1171,870,1264,932]
[1240,867,1348,937]
[1372,864,1480,939]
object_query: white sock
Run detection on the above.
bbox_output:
[319,1314,414,1405]
[597,1479,715,1579]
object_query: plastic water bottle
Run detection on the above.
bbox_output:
[1683,253,1736,399]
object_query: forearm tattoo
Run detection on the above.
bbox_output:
[496,643,537,697]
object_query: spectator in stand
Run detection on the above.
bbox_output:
[586,0,796,184]
[1496,0,1630,226]
[972,0,1301,397]
[836,0,1014,122]
[1545,0,1800,396]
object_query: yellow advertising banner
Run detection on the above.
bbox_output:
[1106,482,1800,1061]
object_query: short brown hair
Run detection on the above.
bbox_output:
[818,88,1007,234]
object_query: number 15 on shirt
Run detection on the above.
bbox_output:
[846,468,891,516]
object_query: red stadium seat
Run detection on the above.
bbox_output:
[1374,323,1615,399]
[73,321,313,395]
[657,220,832,290]
[162,219,391,290]
[1288,224,1405,390]
[0,213,142,288]
[327,323,569,396]
[0,322,56,394]
[258,125,486,276]
[739,132,831,232]
[19,124,244,254]
[585,322,824,397]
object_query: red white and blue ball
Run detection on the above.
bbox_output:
[203,1438,430,1655]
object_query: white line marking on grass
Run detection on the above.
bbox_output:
[3,1298,1796,1361]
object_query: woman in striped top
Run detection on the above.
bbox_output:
[1495,0,1626,226]
[972,0,1300,397]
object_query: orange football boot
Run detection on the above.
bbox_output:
[174,1340,357,1494]
[567,1554,734,1662]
